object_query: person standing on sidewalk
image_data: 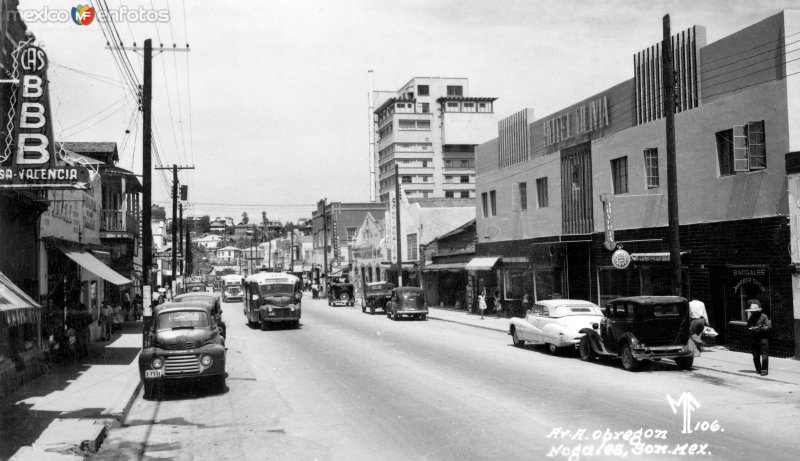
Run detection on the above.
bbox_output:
[746,300,771,376]
[478,288,487,319]
[494,289,503,318]
[99,300,114,341]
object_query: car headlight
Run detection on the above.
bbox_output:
[201,355,213,366]
[151,357,164,369]
[290,305,295,312]
[268,306,273,313]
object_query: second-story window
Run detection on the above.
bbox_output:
[716,121,766,176]
[643,148,659,188]
[447,85,463,96]
[536,177,548,208]
[460,175,469,183]
[402,176,412,184]
[481,192,489,217]
[421,102,429,113]
[490,190,497,216]
[611,156,628,195]
[417,85,429,96]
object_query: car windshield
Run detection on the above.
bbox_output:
[227,287,240,294]
[398,291,424,307]
[156,311,209,329]
[260,284,295,296]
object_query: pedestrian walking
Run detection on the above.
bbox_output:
[311,282,319,299]
[494,289,503,318]
[122,290,132,320]
[746,300,771,376]
[112,302,124,332]
[99,300,114,341]
[478,288,487,319]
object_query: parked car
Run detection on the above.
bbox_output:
[578,296,696,371]
[139,301,226,399]
[385,287,428,320]
[508,299,604,354]
[362,281,393,315]
[222,286,243,303]
[327,281,354,306]
[172,292,226,338]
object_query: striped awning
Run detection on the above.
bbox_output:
[465,257,501,271]
[62,249,131,285]
[0,271,41,327]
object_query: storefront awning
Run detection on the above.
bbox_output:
[465,256,501,271]
[422,262,467,272]
[61,249,131,285]
[630,252,687,263]
[0,271,41,327]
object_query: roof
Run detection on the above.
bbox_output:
[99,164,142,191]
[245,272,300,284]
[436,96,498,103]
[58,142,119,163]
[216,246,242,252]
[430,219,475,243]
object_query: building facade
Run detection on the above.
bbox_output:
[373,77,497,202]
[475,11,800,357]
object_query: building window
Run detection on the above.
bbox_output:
[446,102,460,112]
[417,85,429,96]
[490,190,497,216]
[460,175,469,183]
[463,102,475,112]
[460,191,470,198]
[482,192,489,218]
[611,157,628,195]
[643,148,659,188]
[447,85,463,96]
[422,160,427,168]
[717,121,767,176]
[445,191,454,198]
[407,233,418,260]
[420,102,429,113]
[477,102,492,113]
[536,177,548,208]
[398,120,431,131]
[461,159,470,167]
[519,182,527,210]
[402,176,412,184]
[346,227,357,242]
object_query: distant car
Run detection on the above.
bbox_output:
[361,281,393,315]
[508,299,604,354]
[222,286,243,303]
[385,287,428,321]
[578,296,696,371]
[327,282,354,306]
[184,282,205,293]
[139,302,226,399]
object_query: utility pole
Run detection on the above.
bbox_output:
[395,163,402,288]
[156,164,195,284]
[663,14,682,296]
[290,222,295,273]
[142,39,152,286]
[322,199,328,289]
[178,202,183,274]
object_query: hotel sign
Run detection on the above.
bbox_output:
[544,96,610,147]
[0,45,89,190]
[601,193,615,250]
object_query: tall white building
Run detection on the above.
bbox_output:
[373,77,498,202]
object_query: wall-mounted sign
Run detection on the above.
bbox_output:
[611,249,631,269]
[0,44,89,189]
[544,96,609,147]
[385,190,397,264]
[601,193,615,251]
[332,218,340,262]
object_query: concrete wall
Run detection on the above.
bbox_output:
[441,112,497,145]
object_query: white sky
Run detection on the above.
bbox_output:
[24,0,798,222]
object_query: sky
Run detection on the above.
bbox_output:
[22,0,800,223]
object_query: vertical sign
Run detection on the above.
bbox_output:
[332,218,340,263]
[385,190,397,263]
[601,193,615,251]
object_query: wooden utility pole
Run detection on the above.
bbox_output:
[142,39,152,285]
[322,199,328,284]
[178,202,183,272]
[156,164,195,284]
[663,14,682,296]
[290,222,295,272]
[395,163,402,288]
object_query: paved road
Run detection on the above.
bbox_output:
[96,295,799,460]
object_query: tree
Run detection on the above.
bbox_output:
[241,212,249,225]
[152,204,166,220]
[262,211,267,226]
[197,215,211,233]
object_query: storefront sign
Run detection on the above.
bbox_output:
[0,45,88,189]
[385,190,398,264]
[332,219,340,262]
[544,96,609,147]
[601,193,615,251]
[611,249,631,269]
[40,176,101,245]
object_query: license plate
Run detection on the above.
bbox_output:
[145,370,163,378]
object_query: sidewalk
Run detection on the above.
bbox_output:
[426,307,800,385]
[0,320,143,460]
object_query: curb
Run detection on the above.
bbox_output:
[120,378,143,424]
[428,315,507,334]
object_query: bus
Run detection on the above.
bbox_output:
[243,272,302,330]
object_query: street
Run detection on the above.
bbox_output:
[95,295,800,460]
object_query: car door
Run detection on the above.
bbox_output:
[518,304,541,342]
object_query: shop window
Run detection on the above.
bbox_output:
[611,156,628,194]
[643,148,659,188]
[598,266,640,307]
[726,266,769,323]
[536,177,548,208]
[534,269,561,302]
[503,267,529,300]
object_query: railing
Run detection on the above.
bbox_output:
[101,210,139,236]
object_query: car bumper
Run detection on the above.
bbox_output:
[139,345,226,380]
[225,296,243,302]
[260,307,301,322]
[632,345,695,360]
[396,309,428,316]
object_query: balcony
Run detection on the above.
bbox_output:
[100,210,139,239]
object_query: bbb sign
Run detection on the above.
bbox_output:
[16,45,52,166]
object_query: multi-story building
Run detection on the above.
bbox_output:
[474,11,800,357]
[373,77,497,202]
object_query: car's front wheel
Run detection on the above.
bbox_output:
[674,356,694,370]
[579,336,595,361]
[511,328,525,347]
[392,309,399,321]
[621,342,640,371]
[547,343,560,355]
[260,320,268,331]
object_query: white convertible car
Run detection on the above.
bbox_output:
[508,299,604,354]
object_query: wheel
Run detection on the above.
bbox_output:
[674,356,694,370]
[511,328,525,347]
[328,297,332,306]
[370,305,375,315]
[294,320,300,329]
[362,301,366,313]
[579,336,595,361]
[260,320,268,331]
[621,343,640,371]
[392,309,399,321]
[339,293,350,304]
[547,343,560,355]
[420,314,427,321]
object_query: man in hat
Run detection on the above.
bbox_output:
[746,299,771,376]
